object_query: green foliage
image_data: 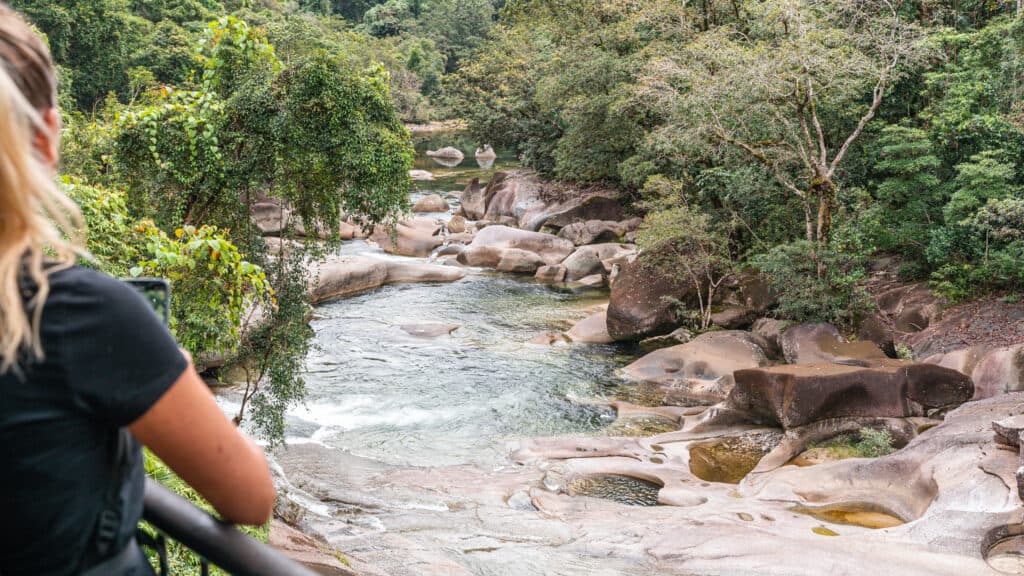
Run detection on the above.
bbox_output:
[945,150,1020,223]
[813,428,897,459]
[143,450,267,575]
[637,203,737,330]
[361,0,415,38]
[131,223,273,360]
[752,239,875,330]
[60,177,138,276]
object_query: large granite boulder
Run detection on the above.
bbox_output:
[566,311,613,344]
[620,331,770,405]
[561,244,636,282]
[369,219,444,258]
[426,146,464,161]
[412,194,450,213]
[459,178,486,220]
[543,196,625,229]
[781,322,889,366]
[721,361,974,429]
[466,225,574,266]
[751,318,788,360]
[970,344,1024,400]
[311,257,465,304]
[495,248,546,273]
[557,220,626,246]
[607,258,691,341]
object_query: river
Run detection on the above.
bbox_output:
[264,133,659,575]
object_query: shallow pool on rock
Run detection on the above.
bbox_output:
[688,431,783,484]
[791,503,905,529]
[568,474,662,506]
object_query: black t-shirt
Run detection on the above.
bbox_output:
[0,266,187,575]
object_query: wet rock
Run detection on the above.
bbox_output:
[570,274,606,291]
[269,521,356,576]
[562,244,636,282]
[457,245,504,268]
[459,178,486,220]
[607,257,692,341]
[401,323,460,338]
[409,169,435,181]
[467,225,575,266]
[435,244,464,257]
[566,311,613,344]
[413,194,450,213]
[781,322,888,366]
[639,328,694,353]
[752,318,789,360]
[447,215,468,234]
[535,265,567,283]
[425,146,464,161]
[557,220,626,246]
[529,332,571,346]
[384,262,466,284]
[722,361,974,429]
[621,331,770,405]
[496,248,546,273]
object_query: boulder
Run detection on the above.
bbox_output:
[457,246,505,268]
[413,194,450,213]
[370,221,444,258]
[409,169,434,181]
[620,331,770,405]
[607,258,691,341]
[310,257,465,304]
[557,220,626,246]
[566,312,613,344]
[426,146,465,161]
[475,144,497,159]
[781,322,888,366]
[269,521,356,576]
[970,345,1024,399]
[877,283,944,333]
[384,261,466,284]
[535,265,567,283]
[751,318,789,360]
[710,306,758,330]
[467,225,574,266]
[459,178,486,220]
[570,274,605,290]
[543,196,625,229]
[310,257,388,304]
[482,171,546,227]
[496,249,546,273]
[722,361,974,429]
[561,244,636,282]
[921,346,990,379]
[639,328,694,353]
[447,215,468,234]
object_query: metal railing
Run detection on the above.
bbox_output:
[141,478,318,576]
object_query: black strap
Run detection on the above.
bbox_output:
[80,537,146,576]
[93,428,136,559]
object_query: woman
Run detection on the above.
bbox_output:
[0,4,275,575]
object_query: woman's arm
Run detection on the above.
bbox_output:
[128,359,276,526]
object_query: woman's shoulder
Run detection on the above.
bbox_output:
[45,264,141,310]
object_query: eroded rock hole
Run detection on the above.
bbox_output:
[567,474,662,506]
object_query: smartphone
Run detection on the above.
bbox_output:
[124,278,171,326]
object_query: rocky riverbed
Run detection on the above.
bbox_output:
[241,134,1024,576]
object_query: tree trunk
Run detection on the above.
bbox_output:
[812,177,836,248]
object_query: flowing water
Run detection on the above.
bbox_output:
[262,133,659,575]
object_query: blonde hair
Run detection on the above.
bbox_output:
[0,5,82,371]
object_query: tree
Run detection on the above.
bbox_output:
[643,0,926,272]
[637,205,737,331]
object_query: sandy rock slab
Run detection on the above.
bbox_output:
[310,256,465,304]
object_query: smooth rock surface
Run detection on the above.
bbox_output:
[467,225,574,266]
[621,331,770,405]
[561,243,635,282]
[722,361,974,429]
[412,194,450,213]
[566,312,613,344]
[607,258,691,341]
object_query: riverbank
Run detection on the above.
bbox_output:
[255,140,1024,575]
